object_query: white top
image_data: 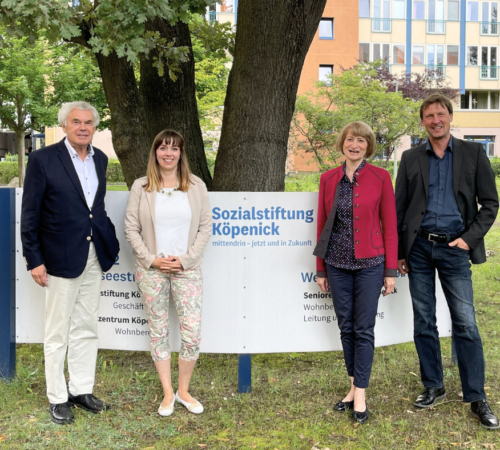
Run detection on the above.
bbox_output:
[64,138,98,209]
[155,188,192,257]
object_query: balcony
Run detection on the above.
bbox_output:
[480,66,499,80]
[426,65,446,79]
[207,11,236,25]
[371,18,392,33]
[427,20,446,34]
[480,21,499,35]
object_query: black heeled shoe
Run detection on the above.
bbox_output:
[334,400,354,413]
[352,407,369,424]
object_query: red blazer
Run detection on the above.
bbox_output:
[313,163,398,278]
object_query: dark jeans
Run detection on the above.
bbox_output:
[408,235,486,402]
[326,263,384,388]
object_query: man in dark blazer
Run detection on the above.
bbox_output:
[396,94,499,429]
[21,102,119,425]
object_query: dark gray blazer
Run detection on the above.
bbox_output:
[395,136,499,265]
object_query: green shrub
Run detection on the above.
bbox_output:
[206,150,216,177]
[368,158,395,178]
[285,173,320,192]
[0,162,19,184]
[489,157,500,178]
[3,152,18,162]
[106,160,125,183]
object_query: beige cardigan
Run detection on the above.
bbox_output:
[124,175,212,270]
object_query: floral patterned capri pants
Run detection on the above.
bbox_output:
[135,265,203,362]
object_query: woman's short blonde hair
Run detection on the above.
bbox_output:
[143,130,193,193]
[336,121,377,158]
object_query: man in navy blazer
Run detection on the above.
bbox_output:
[21,102,119,425]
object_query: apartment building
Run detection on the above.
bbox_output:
[207,1,360,172]
[358,0,500,157]
[293,0,360,171]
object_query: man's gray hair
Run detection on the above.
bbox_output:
[58,101,100,127]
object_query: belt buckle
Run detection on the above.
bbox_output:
[428,233,440,242]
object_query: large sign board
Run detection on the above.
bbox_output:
[15,190,452,353]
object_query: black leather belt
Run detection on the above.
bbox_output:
[418,228,462,243]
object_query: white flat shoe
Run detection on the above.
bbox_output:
[157,396,175,417]
[175,391,204,414]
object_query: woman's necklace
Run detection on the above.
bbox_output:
[160,180,179,197]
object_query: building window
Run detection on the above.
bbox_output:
[373,43,390,62]
[221,0,234,12]
[413,0,425,19]
[448,0,460,20]
[393,0,405,18]
[359,43,370,62]
[467,46,478,65]
[480,46,498,79]
[428,0,445,33]
[373,0,391,31]
[473,91,489,108]
[492,91,500,109]
[319,18,334,39]
[464,136,495,156]
[467,1,479,20]
[481,2,499,35]
[413,45,425,64]
[411,136,427,148]
[447,45,459,64]
[460,90,500,109]
[393,44,405,63]
[428,44,444,65]
[360,0,370,17]
[319,65,334,85]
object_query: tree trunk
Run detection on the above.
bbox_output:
[94,19,211,189]
[212,0,327,192]
[16,129,25,187]
[94,52,151,189]
[140,18,212,188]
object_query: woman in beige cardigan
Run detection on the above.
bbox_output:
[124,130,212,417]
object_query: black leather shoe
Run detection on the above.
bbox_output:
[334,400,354,413]
[471,400,500,430]
[413,387,446,408]
[352,408,369,424]
[67,393,111,414]
[49,403,74,425]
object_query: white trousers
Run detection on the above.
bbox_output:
[44,243,103,404]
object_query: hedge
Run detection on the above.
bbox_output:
[1,156,499,186]
[106,160,125,183]
[0,162,18,184]
[0,160,126,184]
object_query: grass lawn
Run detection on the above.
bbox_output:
[106,184,128,191]
[1,184,499,449]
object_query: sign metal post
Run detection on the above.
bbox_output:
[0,188,16,380]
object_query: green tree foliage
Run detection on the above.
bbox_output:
[0,28,107,185]
[0,32,57,185]
[189,14,233,131]
[1,0,216,79]
[49,45,109,130]
[290,61,454,172]
[0,0,326,190]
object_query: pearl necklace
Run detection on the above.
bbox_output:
[160,181,179,197]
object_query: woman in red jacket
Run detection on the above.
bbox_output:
[313,121,398,424]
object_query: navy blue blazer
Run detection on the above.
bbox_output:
[21,139,120,278]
